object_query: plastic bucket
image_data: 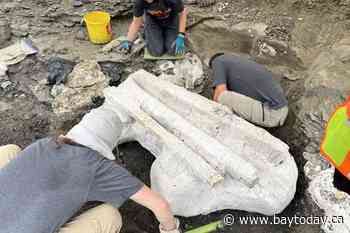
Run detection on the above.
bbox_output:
[84,11,112,44]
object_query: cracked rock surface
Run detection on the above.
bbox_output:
[52,60,109,114]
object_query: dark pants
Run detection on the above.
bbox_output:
[144,15,179,56]
[333,169,350,195]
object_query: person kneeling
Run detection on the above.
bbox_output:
[119,0,187,56]
[210,53,289,128]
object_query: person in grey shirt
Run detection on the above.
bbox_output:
[0,104,181,233]
[209,53,289,128]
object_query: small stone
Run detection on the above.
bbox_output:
[73,0,83,7]
[335,191,346,200]
[199,0,218,7]
[102,37,125,52]
[0,63,8,76]
[283,74,302,81]
[1,80,12,89]
[62,21,76,28]
[99,61,124,86]
[261,43,277,57]
[51,84,65,97]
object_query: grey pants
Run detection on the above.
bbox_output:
[218,91,289,128]
[144,15,179,56]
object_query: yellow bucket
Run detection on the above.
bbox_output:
[84,11,112,44]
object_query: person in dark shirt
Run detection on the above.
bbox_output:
[119,0,187,56]
[0,105,181,233]
[209,53,289,128]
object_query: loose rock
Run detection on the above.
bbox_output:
[154,53,205,93]
[1,80,12,90]
[0,63,8,77]
[73,0,83,7]
[47,57,76,85]
[99,61,124,87]
[52,61,109,114]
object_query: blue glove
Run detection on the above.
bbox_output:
[118,40,133,54]
[174,34,185,55]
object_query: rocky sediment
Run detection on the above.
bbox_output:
[0,0,133,44]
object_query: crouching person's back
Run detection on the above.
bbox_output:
[0,105,181,233]
[0,138,131,233]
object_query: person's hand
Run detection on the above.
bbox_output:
[159,218,182,233]
[173,34,185,55]
[213,84,228,102]
[118,40,133,54]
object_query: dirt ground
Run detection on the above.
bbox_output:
[1,0,349,232]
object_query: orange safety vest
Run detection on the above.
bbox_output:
[320,97,350,178]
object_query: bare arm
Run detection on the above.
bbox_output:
[213,84,228,102]
[127,16,144,42]
[130,185,177,231]
[178,8,188,34]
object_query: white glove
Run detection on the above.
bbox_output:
[159,218,181,233]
